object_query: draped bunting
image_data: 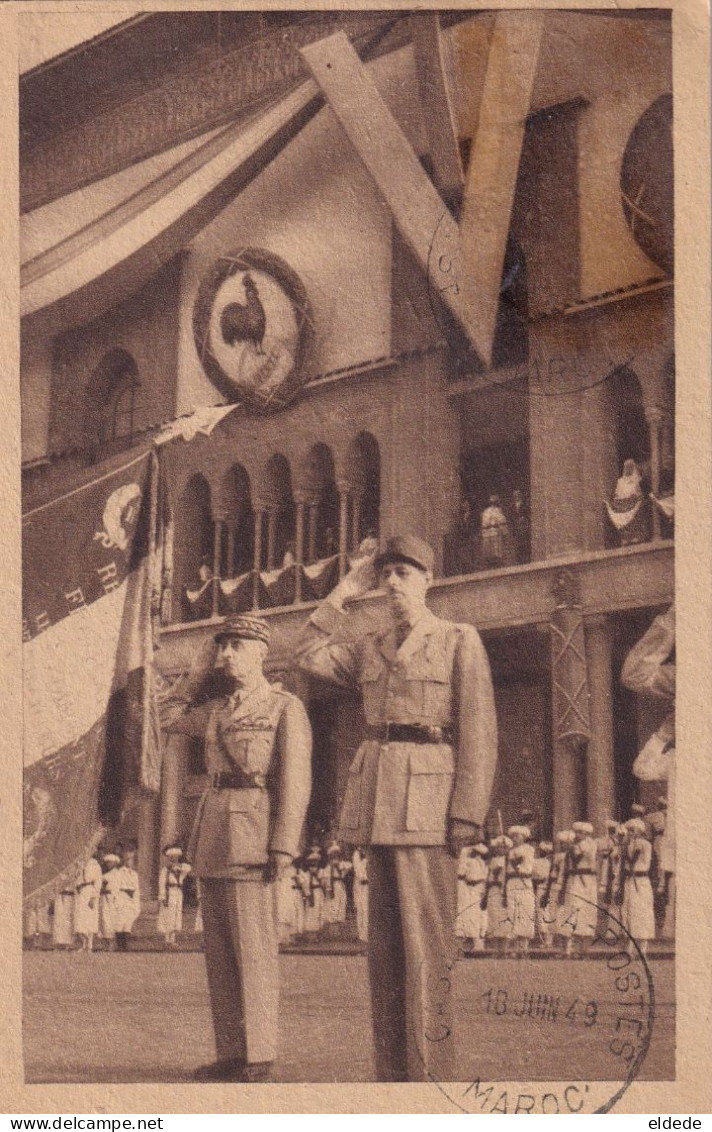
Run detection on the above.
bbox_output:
[186,554,342,617]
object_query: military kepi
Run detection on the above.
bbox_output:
[374,533,435,575]
[215,613,271,646]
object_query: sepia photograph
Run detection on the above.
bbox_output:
[14,3,694,1112]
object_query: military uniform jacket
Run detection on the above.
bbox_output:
[296,601,498,846]
[169,679,312,878]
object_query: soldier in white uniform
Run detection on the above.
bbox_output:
[303,849,325,935]
[75,851,103,952]
[505,825,535,955]
[567,822,599,955]
[23,901,51,949]
[484,835,512,951]
[296,534,498,1082]
[99,853,122,946]
[162,613,312,1083]
[542,830,575,952]
[459,843,488,950]
[114,846,141,951]
[531,842,552,947]
[157,845,192,946]
[598,820,621,929]
[321,841,349,928]
[52,887,76,949]
[619,818,655,955]
[352,848,369,942]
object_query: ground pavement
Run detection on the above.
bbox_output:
[24,952,674,1085]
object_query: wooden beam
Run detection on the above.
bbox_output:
[458,12,545,368]
[301,31,489,365]
[409,12,464,210]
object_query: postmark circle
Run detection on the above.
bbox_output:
[413,896,655,1114]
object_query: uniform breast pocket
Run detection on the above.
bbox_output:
[405,655,451,720]
[405,747,455,832]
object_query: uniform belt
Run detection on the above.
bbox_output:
[625,870,650,877]
[76,882,94,889]
[365,723,454,744]
[571,869,596,876]
[211,769,267,790]
[465,879,484,886]
[506,874,532,882]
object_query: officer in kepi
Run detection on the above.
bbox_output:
[162,613,312,1082]
[296,534,498,1082]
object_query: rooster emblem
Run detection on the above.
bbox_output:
[220,274,267,356]
[94,482,142,553]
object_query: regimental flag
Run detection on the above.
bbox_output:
[22,448,163,908]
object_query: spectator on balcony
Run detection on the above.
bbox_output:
[481,495,509,567]
[605,458,647,546]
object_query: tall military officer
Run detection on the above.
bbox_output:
[163,613,312,1082]
[296,534,498,1082]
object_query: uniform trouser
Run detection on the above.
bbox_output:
[200,877,278,1065]
[368,846,457,1083]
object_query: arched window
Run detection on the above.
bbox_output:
[84,348,141,454]
[260,454,295,570]
[174,474,214,622]
[303,444,338,564]
[219,464,255,578]
[345,432,381,552]
[610,366,650,473]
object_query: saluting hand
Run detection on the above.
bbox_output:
[328,552,378,607]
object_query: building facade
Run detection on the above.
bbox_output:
[21,10,674,897]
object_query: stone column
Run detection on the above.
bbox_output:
[307,504,318,564]
[160,736,187,851]
[584,616,616,830]
[252,510,264,609]
[646,406,663,541]
[294,498,306,603]
[138,793,160,900]
[211,519,223,617]
[337,485,350,578]
[351,492,363,552]
[225,525,236,580]
[266,508,278,570]
[550,569,590,830]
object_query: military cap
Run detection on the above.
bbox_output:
[326,841,341,856]
[163,844,183,858]
[214,613,270,647]
[538,841,554,853]
[507,824,530,840]
[557,830,575,844]
[474,843,489,856]
[490,835,513,851]
[374,534,435,576]
[306,848,321,864]
[626,817,647,835]
[630,803,646,817]
[606,819,619,830]
[103,852,120,865]
[572,821,594,835]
